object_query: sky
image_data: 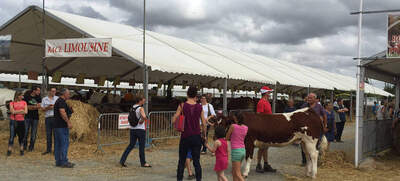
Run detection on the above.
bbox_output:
[0,0,398,88]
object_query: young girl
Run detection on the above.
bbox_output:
[226,113,248,181]
[185,149,195,180]
[205,126,229,181]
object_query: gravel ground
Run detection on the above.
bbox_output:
[0,122,356,181]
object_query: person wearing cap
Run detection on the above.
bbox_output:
[255,86,276,173]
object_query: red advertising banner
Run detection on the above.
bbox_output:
[118,113,130,129]
[45,38,112,57]
[387,14,400,58]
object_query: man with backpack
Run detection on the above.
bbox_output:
[119,95,152,168]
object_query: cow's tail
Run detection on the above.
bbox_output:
[319,135,328,156]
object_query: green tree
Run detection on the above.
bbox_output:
[384,83,395,95]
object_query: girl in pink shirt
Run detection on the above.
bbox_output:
[226,114,248,181]
[205,126,229,181]
[8,91,27,156]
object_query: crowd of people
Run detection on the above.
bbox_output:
[7,87,76,168]
[6,84,400,181]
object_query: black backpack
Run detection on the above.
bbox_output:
[128,105,141,127]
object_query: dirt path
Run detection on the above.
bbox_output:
[0,121,369,181]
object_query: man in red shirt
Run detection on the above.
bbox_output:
[255,86,276,173]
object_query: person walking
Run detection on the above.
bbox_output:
[226,113,248,181]
[119,95,152,168]
[54,89,74,168]
[255,86,276,173]
[23,86,41,151]
[334,98,348,143]
[173,86,207,181]
[324,102,336,150]
[372,101,378,118]
[7,91,27,156]
[204,126,229,181]
[41,87,58,155]
[200,94,216,154]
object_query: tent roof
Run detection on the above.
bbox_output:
[362,50,400,84]
[0,6,392,96]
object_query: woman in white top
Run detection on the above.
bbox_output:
[200,95,216,154]
[376,101,386,120]
[120,95,151,168]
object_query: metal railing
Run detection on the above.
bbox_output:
[96,111,178,152]
[362,119,393,158]
[95,112,152,153]
[148,111,179,140]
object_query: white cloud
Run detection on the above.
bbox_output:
[0,0,394,89]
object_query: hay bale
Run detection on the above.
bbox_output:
[38,100,100,143]
[67,100,100,143]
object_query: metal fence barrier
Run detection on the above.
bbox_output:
[362,119,393,158]
[95,113,151,153]
[96,111,177,152]
[148,111,179,140]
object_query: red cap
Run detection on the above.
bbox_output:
[260,86,273,93]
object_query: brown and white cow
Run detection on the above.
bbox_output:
[217,107,327,179]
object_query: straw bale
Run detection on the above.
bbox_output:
[38,100,100,143]
[67,100,100,143]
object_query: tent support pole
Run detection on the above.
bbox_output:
[142,0,149,114]
[272,82,277,113]
[307,85,310,95]
[223,77,228,116]
[41,0,47,94]
[330,90,334,102]
[355,0,364,168]
[18,72,21,88]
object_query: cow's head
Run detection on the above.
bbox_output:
[213,114,236,134]
[290,108,324,138]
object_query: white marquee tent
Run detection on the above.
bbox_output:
[0,6,392,98]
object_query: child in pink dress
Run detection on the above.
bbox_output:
[205,126,229,181]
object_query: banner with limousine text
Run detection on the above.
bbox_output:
[387,14,400,58]
[45,38,112,57]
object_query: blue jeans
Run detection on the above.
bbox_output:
[24,118,38,150]
[54,128,69,166]
[8,119,16,146]
[45,117,55,152]
[9,120,25,146]
[120,129,146,166]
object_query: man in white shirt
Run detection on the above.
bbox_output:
[41,88,59,155]
[200,95,216,154]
